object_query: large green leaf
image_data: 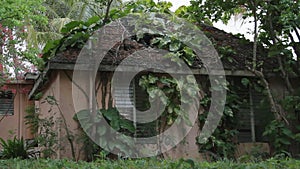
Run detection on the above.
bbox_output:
[85,16,100,27]
[60,21,83,34]
[97,125,107,136]
[101,108,119,121]
[120,119,135,133]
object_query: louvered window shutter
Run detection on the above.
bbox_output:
[114,78,159,143]
[234,77,272,142]
[0,91,14,115]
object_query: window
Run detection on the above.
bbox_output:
[0,90,14,115]
[231,77,272,143]
[114,76,158,143]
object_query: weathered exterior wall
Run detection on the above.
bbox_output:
[35,71,61,158]
[36,70,90,160]
[0,83,34,144]
[268,77,287,100]
[163,75,206,160]
[35,70,298,160]
[269,76,300,156]
[58,70,89,160]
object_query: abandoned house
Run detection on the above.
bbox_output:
[0,20,299,160]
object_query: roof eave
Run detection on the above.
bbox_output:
[28,63,50,100]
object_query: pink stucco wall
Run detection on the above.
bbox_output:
[0,83,34,144]
[36,70,90,160]
[35,70,292,160]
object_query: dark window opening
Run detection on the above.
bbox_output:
[114,74,159,143]
[230,77,273,143]
[0,90,14,115]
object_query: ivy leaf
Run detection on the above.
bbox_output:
[151,37,161,45]
[183,46,195,57]
[227,57,233,63]
[167,117,173,125]
[158,36,171,48]
[147,87,157,98]
[101,108,119,121]
[110,119,120,131]
[278,138,291,145]
[282,128,293,137]
[148,75,158,84]
[81,122,93,131]
[241,78,250,87]
[294,133,300,142]
[120,119,135,133]
[169,42,181,52]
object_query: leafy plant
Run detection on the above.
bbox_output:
[0,158,300,168]
[197,82,239,160]
[36,115,58,158]
[74,107,136,158]
[0,136,28,159]
[263,120,294,156]
[24,105,39,136]
[25,96,59,158]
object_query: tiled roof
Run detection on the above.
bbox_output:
[49,23,277,72]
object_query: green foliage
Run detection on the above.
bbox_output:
[24,97,59,158]
[281,95,300,116]
[0,0,47,27]
[114,0,172,18]
[0,0,48,78]
[24,104,62,158]
[218,46,237,63]
[0,158,300,169]
[0,137,28,159]
[74,108,136,158]
[75,130,100,161]
[24,105,39,136]
[36,115,58,158]
[197,88,240,160]
[37,0,300,159]
[263,120,294,156]
[138,73,199,128]
[42,16,102,61]
[150,36,196,66]
[42,0,175,62]
[238,144,270,163]
[262,91,300,155]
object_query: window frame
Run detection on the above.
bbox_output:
[0,90,14,116]
[113,76,159,142]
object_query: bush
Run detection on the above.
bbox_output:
[0,158,300,169]
[0,137,28,159]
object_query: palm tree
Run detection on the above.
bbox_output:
[27,0,121,49]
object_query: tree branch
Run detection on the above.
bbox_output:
[63,70,89,102]
[103,0,113,25]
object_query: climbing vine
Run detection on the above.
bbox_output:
[197,81,239,160]
[74,108,136,158]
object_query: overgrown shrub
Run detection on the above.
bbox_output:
[0,158,300,169]
[0,137,28,159]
